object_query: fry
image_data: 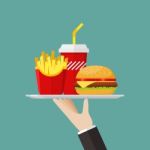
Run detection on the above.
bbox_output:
[60,55,64,64]
[47,56,51,67]
[34,57,38,67]
[51,50,55,60]
[63,61,67,67]
[40,55,44,73]
[41,51,45,59]
[45,54,49,59]
[35,50,68,76]
[37,61,41,70]
[45,62,49,75]
[51,59,56,73]
[65,58,68,63]
[57,60,61,65]
[57,55,61,62]
[52,59,55,66]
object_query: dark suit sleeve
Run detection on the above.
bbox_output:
[78,126,107,150]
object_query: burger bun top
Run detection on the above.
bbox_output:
[76,66,116,79]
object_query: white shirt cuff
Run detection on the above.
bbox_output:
[78,125,96,135]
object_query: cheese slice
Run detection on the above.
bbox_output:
[77,81,95,88]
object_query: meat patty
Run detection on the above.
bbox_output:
[75,82,118,87]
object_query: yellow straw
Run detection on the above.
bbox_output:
[72,23,84,44]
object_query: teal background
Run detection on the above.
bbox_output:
[0,0,150,149]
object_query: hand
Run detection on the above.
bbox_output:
[53,98,93,131]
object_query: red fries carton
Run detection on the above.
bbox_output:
[34,51,68,95]
[36,70,65,94]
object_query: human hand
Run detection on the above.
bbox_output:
[53,98,93,131]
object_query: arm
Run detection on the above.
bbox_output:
[78,126,107,150]
[53,98,107,150]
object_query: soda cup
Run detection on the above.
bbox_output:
[59,44,89,94]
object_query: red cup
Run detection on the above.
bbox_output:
[59,44,89,94]
[36,70,65,94]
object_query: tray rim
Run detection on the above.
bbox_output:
[26,94,125,99]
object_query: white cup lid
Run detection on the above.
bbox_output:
[59,44,89,53]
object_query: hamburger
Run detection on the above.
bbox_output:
[75,66,118,95]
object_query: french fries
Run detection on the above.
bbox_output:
[34,51,68,76]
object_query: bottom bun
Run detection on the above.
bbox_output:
[75,87,116,95]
